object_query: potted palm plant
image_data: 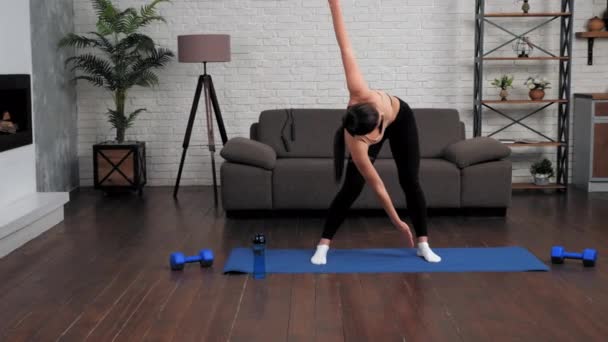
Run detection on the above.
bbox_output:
[491,75,514,101]
[530,158,554,186]
[59,0,173,195]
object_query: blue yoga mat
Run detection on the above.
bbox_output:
[223,247,549,274]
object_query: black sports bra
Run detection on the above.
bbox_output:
[356,90,393,145]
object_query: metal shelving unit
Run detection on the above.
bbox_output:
[473,0,574,190]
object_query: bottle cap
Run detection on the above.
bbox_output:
[253,233,266,244]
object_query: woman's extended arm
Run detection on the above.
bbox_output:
[328,0,370,98]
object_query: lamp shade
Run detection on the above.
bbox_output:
[178,34,231,63]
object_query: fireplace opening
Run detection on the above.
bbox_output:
[0,75,32,153]
[1,89,28,135]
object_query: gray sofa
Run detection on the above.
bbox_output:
[220,108,512,215]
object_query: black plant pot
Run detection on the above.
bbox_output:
[93,141,147,196]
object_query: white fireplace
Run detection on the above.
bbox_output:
[0,0,68,258]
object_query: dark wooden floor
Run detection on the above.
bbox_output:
[1,187,608,341]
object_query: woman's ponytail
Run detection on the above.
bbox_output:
[333,125,346,184]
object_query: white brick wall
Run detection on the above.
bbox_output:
[73,0,608,186]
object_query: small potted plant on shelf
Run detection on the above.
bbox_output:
[491,75,514,101]
[525,76,551,101]
[530,158,554,186]
[59,0,174,196]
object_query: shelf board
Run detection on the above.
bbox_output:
[482,99,568,104]
[575,31,608,39]
[504,142,564,147]
[485,12,571,18]
[512,182,566,190]
[574,93,608,100]
[481,57,570,61]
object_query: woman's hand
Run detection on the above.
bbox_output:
[393,219,415,248]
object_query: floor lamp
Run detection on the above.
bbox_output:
[173,34,230,206]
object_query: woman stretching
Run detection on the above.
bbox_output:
[311,0,441,265]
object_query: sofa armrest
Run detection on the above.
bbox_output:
[220,137,277,170]
[443,137,511,168]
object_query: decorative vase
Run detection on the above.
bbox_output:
[533,173,551,186]
[521,0,530,14]
[529,88,545,101]
[588,16,605,32]
[499,89,509,101]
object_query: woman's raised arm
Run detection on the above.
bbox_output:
[328,0,370,98]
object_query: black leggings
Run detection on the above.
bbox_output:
[321,98,428,240]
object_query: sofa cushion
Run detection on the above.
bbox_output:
[256,108,463,159]
[272,158,338,209]
[354,159,461,208]
[377,108,463,159]
[461,160,512,207]
[221,162,273,210]
[220,137,276,170]
[270,158,460,209]
[418,159,461,207]
[257,109,344,158]
[443,137,511,168]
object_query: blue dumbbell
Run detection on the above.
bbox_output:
[169,249,214,270]
[551,246,597,267]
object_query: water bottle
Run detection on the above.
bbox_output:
[252,233,266,279]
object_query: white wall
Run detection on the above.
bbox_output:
[73,0,608,185]
[0,0,36,206]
